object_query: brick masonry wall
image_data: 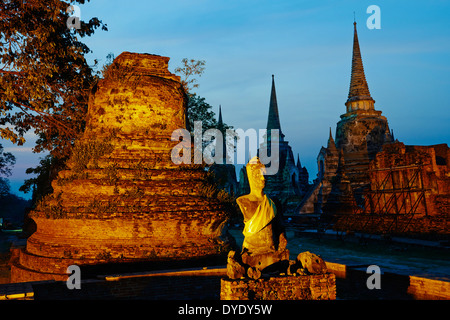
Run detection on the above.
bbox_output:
[365,142,450,218]
[3,263,449,300]
[408,276,450,300]
[31,275,224,300]
[334,214,449,236]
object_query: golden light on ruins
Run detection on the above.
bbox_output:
[1,13,447,301]
[10,52,233,282]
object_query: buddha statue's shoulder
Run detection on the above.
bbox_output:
[237,194,265,218]
[237,194,264,205]
[236,195,251,211]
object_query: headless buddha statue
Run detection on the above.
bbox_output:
[235,157,288,270]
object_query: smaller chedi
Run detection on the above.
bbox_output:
[222,158,336,300]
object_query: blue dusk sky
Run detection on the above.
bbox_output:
[2,0,450,199]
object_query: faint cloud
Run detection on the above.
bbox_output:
[4,147,34,153]
[369,38,450,55]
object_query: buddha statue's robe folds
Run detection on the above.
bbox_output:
[238,194,277,254]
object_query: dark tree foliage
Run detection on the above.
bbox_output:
[0,143,15,197]
[174,59,232,134]
[0,1,106,203]
[0,0,107,159]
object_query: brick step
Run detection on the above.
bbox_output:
[58,168,205,181]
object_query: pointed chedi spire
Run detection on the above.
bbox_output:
[286,148,293,165]
[217,105,227,163]
[383,126,394,144]
[218,105,223,128]
[348,22,372,100]
[296,154,302,169]
[327,127,337,151]
[345,22,375,114]
[266,75,285,141]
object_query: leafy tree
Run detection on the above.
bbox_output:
[174,59,232,134]
[0,1,106,202]
[0,193,31,226]
[186,94,224,133]
[0,143,15,198]
[175,59,237,201]
[19,154,63,203]
[174,58,206,95]
[0,0,107,159]
[0,144,15,177]
[0,178,10,198]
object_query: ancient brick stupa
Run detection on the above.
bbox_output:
[299,22,393,214]
[335,22,393,188]
[11,52,232,282]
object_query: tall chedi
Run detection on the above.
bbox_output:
[335,22,393,191]
[11,52,233,282]
[299,22,393,214]
[209,105,238,195]
[238,75,309,214]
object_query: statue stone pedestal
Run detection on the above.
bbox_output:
[220,273,336,300]
[223,250,337,300]
[226,157,336,300]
